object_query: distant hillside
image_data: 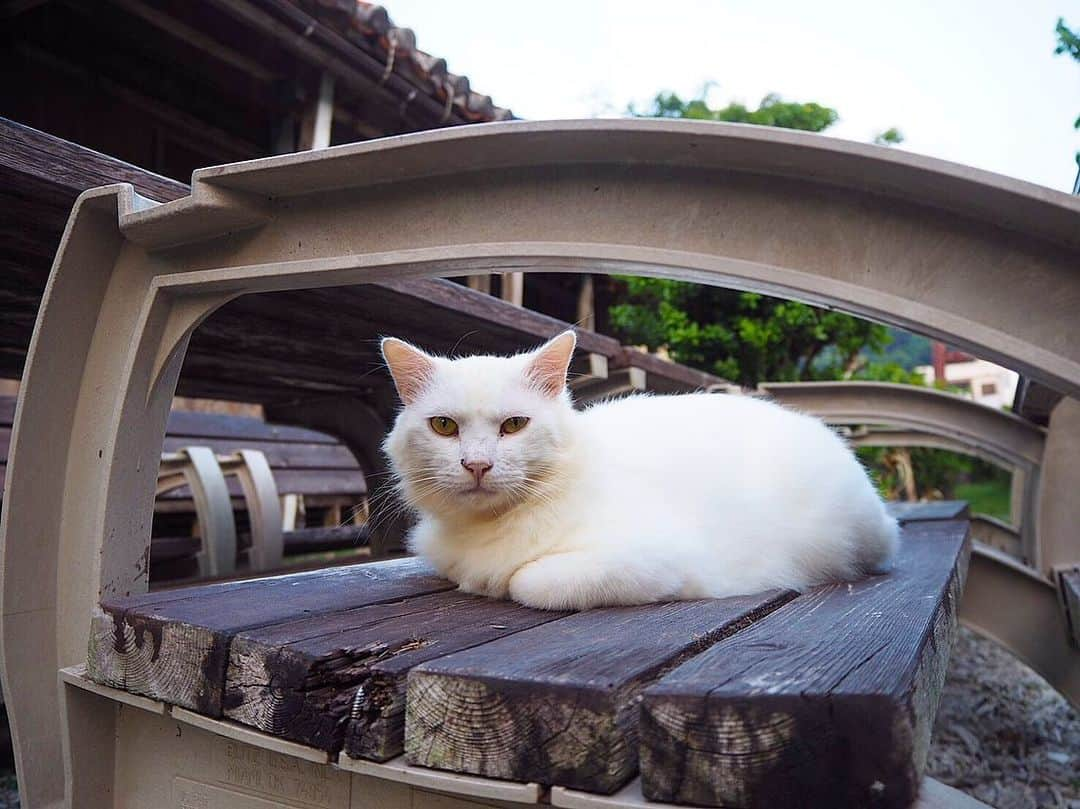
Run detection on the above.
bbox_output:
[867,327,932,370]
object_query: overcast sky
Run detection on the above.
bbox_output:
[384,0,1079,192]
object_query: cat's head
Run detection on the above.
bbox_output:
[381,331,578,520]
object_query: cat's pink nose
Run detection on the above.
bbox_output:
[461,459,492,482]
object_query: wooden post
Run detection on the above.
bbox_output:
[299,71,335,151]
[500,272,523,306]
[466,275,491,295]
[576,274,595,330]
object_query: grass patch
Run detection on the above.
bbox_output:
[954,480,1011,522]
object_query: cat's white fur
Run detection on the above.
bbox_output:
[381,331,899,611]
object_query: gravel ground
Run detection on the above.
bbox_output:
[0,628,1073,808]
[927,627,1079,808]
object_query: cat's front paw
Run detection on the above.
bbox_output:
[456,576,509,600]
[510,550,684,610]
[508,554,600,610]
[508,563,571,610]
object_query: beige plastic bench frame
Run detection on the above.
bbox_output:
[156,447,239,577]
[760,382,1045,560]
[756,381,1080,702]
[1,119,1078,808]
[158,447,283,577]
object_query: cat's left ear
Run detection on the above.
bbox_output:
[526,330,576,397]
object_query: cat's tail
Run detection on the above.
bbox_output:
[857,506,901,575]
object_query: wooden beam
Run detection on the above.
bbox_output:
[13,44,262,161]
[0,118,186,203]
[376,279,622,359]
[87,558,452,715]
[572,366,647,404]
[638,520,970,809]
[103,0,278,82]
[224,591,566,754]
[202,0,450,132]
[614,346,726,394]
[405,591,793,792]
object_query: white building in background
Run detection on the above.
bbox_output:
[916,357,1019,410]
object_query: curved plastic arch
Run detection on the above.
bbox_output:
[760,382,1046,469]
[2,120,1079,806]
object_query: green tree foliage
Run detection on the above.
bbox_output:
[856,446,1012,521]
[874,127,905,146]
[645,90,838,132]
[1055,17,1080,60]
[609,279,900,385]
[612,91,912,386]
[1054,17,1080,165]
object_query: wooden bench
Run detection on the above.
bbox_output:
[157,409,371,580]
[83,504,970,808]
[2,396,370,581]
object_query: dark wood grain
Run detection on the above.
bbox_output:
[281,525,370,555]
[377,278,622,359]
[405,590,793,793]
[223,591,568,754]
[616,346,723,392]
[157,467,367,500]
[149,525,369,565]
[87,557,453,714]
[165,409,340,444]
[886,500,970,522]
[161,437,357,468]
[0,117,187,203]
[639,520,970,809]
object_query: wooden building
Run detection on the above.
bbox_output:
[2,0,511,180]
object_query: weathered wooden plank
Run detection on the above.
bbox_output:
[616,347,723,392]
[161,436,358,468]
[405,590,794,793]
[148,525,370,565]
[165,409,340,444]
[639,520,971,809]
[282,525,370,554]
[886,500,970,522]
[223,591,569,754]
[157,467,367,500]
[376,278,623,359]
[87,557,452,715]
[0,117,187,203]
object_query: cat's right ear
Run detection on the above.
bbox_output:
[381,337,436,405]
[526,330,577,398]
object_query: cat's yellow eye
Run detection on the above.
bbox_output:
[500,416,529,435]
[429,416,458,436]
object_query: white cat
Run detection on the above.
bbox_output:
[381,331,898,611]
